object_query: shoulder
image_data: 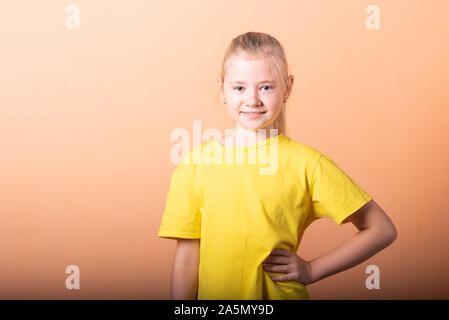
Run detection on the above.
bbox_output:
[277,135,326,182]
[179,139,216,165]
[281,135,323,164]
[170,139,215,185]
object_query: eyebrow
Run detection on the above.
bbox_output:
[228,80,276,84]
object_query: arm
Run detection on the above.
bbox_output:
[170,238,200,299]
[309,200,397,284]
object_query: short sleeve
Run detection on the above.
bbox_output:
[157,156,201,239]
[309,153,372,226]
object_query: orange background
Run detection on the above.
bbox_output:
[0,0,448,299]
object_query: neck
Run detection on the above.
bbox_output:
[222,123,280,146]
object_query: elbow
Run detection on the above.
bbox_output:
[388,227,397,245]
[383,223,398,246]
[388,216,398,242]
[370,223,397,247]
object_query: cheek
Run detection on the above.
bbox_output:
[267,103,283,115]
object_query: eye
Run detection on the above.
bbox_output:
[261,85,273,91]
[233,86,244,91]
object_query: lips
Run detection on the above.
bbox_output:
[240,111,267,119]
[240,111,267,114]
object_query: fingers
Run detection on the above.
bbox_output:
[270,273,292,282]
[263,263,290,273]
[263,248,293,264]
[262,249,296,282]
[268,248,292,256]
[262,255,290,265]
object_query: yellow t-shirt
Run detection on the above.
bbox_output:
[157,132,372,300]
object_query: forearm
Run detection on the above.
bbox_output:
[170,260,199,300]
[309,228,396,284]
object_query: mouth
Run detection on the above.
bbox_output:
[240,111,267,116]
[240,111,267,119]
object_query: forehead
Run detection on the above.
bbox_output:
[224,55,277,82]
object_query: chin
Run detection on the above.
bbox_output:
[236,121,269,131]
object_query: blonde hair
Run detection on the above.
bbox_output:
[218,31,290,135]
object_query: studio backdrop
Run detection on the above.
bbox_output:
[0,0,448,299]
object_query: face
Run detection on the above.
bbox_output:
[218,54,293,133]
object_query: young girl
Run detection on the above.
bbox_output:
[158,32,397,300]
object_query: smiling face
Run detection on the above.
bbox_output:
[218,53,293,134]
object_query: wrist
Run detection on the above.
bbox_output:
[308,259,323,284]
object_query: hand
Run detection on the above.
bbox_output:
[262,248,315,285]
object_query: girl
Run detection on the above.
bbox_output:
[158,31,397,300]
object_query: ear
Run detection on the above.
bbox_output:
[284,74,294,101]
[217,76,225,100]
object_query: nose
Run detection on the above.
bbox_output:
[245,88,262,107]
